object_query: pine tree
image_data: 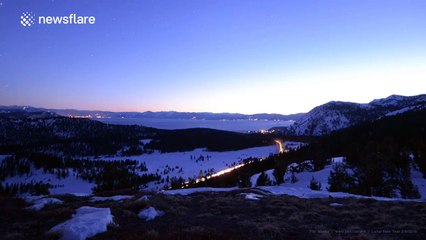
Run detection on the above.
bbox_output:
[327,163,354,192]
[256,172,272,186]
[290,172,298,184]
[309,176,321,190]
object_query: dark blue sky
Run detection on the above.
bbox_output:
[0,0,425,114]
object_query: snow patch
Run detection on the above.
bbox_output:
[329,203,344,207]
[241,193,263,200]
[331,157,345,165]
[23,195,63,211]
[259,184,423,202]
[48,206,114,240]
[136,195,149,202]
[138,207,164,221]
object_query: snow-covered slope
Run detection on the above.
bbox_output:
[105,145,278,190]
[291,101,368,135]
[3,168,96,195]
[2,145,278,194]
[291,94,426,135]
[252,157,426,201]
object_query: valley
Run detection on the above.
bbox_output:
[0,94,425,239]
[3,1,425,238]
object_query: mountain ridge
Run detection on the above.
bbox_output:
[290,94,426,136]
[0,106,304,121]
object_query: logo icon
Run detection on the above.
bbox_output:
[20,12,36,27]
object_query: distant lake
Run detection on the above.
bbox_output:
[95,118,293,132]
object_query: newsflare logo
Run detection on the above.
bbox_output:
[20,12,36,27]
[20,12,96,27]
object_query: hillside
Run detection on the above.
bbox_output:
[290,94,426,136]
[1,103,425,240]
[197,109,426,199]
[0,110,275,156]
[0,113,154,156]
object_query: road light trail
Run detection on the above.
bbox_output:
[177,158,264,188]
[178,141,285,189]
[274,139,284,153]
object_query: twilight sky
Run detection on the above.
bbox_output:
[0,0,425,114]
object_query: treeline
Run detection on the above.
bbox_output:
[0,117,155,156]
[146,128,274,152]
[0,153,160,195]
[302,110,426,198]
[292,110,425,198]
[185,151,313,189]
[184,154,289,189]
[0,182,51,196]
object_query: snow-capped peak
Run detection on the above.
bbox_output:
[290,94,426,136]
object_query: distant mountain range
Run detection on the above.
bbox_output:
[1,94,425,136]
[0,106,304,121]
[290,94,426,136]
